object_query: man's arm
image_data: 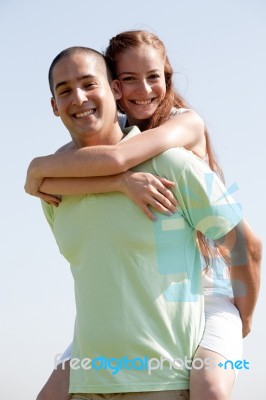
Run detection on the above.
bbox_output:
[215,219,262,337]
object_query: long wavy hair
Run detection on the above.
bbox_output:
[105,30,229,267]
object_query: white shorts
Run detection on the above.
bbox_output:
[57,342,72,365]
[200,295,243,362]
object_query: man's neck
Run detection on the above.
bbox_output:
[71,125,124,148]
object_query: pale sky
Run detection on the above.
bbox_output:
[1,1,265,399]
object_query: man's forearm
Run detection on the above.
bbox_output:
[231,261,261,337]
[230,221,262,336]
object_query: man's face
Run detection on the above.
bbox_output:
[51,52,121,147]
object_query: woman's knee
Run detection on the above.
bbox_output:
[204,380,231,400]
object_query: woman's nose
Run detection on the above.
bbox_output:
[136,79,152,95]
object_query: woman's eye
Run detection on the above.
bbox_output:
[148,74,160,80]
[121,76,135,82]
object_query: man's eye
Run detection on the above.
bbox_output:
[59,89,71,96]
[84,82,97,89]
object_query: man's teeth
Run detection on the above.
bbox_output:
[75,110,94,118]
[134,99,153,105]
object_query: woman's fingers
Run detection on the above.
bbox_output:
[38,192,61,207]
[141,204,158,222]
[148,176,177,210]
[140,195,176,221]
[151,187,177,211]
[122,171,178,219]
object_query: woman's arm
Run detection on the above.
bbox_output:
[24,110,203,214]
[25,110,205,184]
[39,172,178,221]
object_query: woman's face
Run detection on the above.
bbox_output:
[114,44,166,127]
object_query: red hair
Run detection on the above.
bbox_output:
[105,30,229,267]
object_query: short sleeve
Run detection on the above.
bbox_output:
[175,159,243,240]
[170,107,191,117]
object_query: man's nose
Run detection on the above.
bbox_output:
[72,88,88,106]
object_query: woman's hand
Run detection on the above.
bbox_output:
[24,166,178,214]
[120,171,177,221]
[24,165,61,207]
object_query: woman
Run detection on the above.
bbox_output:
[27,31,244,400]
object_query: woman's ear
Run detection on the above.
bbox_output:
[111,79,122,100]
[51,97,59,117]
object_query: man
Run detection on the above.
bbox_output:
[26,47,261,400]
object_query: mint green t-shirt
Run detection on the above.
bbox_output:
[42,127,242,393]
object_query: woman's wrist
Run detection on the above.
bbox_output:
[115,171,130,194]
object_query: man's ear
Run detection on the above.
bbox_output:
[51,97,59,116]
[111,79,122,100]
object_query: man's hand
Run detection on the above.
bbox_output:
[241,318,252,338]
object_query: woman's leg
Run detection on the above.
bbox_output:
[36,361,71,400]
[190,346,235,400]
